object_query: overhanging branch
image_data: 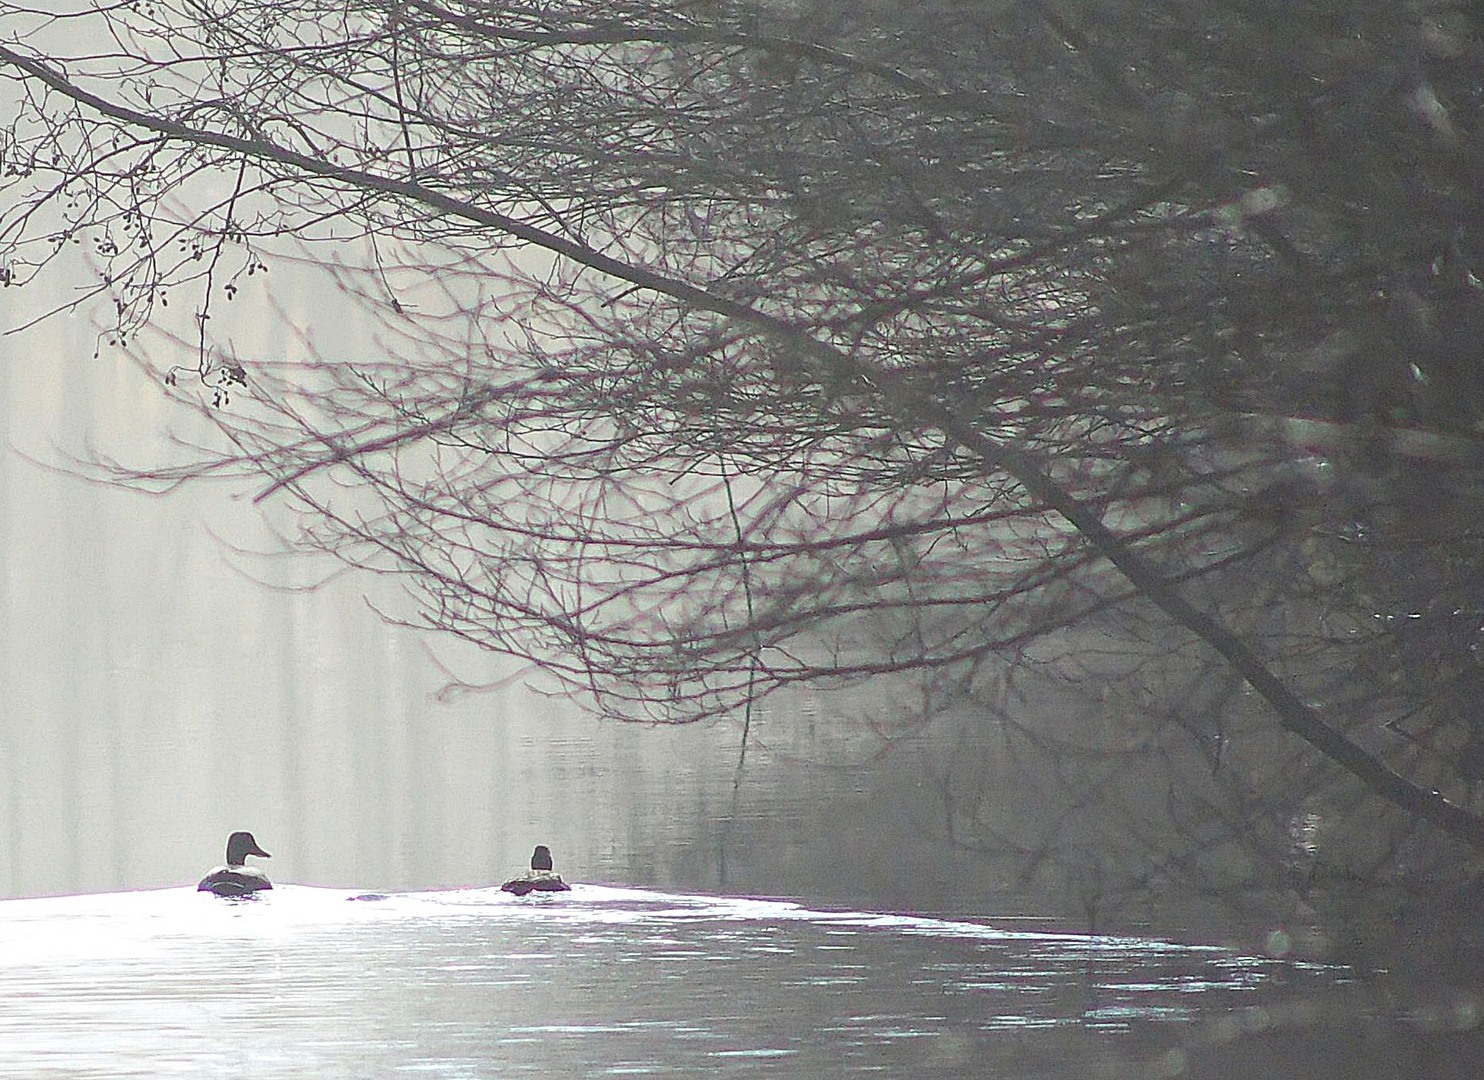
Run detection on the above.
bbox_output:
[5,41,1481,848]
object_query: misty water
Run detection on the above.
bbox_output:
[0,882,1374,1080]
[5,231,1484,1080]
[0,287,977,910]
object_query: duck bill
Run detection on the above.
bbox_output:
[250,845,271,858]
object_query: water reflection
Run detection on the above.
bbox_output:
[1,308,950,911]
[0,884,1353,1079]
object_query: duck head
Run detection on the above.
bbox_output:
[225,831,271,868]
[531,845,554,871]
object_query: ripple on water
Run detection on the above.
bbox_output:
[0,883,1351,1079]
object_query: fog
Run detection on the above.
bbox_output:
[0,291,1006,909]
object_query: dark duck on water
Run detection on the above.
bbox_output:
[501,844,571,896]
[198,831,273,897]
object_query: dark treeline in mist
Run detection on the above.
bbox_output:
[4,0,1484,938]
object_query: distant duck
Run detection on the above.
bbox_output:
[198,831,273,897]
[501,844,571,896]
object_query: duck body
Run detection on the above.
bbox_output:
[500,870,570,896]
[198,865,273,897]
[502,844,571,896]
[199,831,273,897]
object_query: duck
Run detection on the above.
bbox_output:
[198,831,273,896]
[501,844,571,896]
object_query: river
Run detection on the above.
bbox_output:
[5,232,1484,1080]
[3,882,1443,1080]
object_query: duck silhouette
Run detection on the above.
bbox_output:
[502,844,570,896]
[198,831,273,897]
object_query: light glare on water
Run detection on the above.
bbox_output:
[0,885,1337,1078]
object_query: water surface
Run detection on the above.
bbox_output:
[0,884,1369,1079]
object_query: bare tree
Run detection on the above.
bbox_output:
[5,0,1484,911]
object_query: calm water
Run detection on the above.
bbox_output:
[0,883,1393,1080]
